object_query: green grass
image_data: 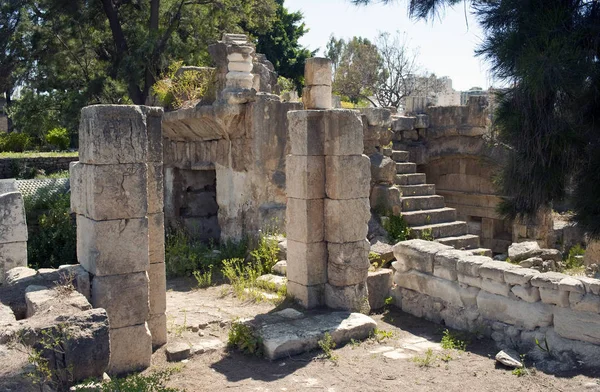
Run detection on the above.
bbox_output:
[0,151,78,158]
[440,329,467,351]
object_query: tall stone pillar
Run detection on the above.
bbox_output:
[71,105,164,375]
[287,58,371,311]
[0,179,28,283]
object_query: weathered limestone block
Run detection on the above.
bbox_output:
[286,198,324,243]
[148,262,167,315]
[148,313,167,347]
[108,323,152,375]
[504,267,539,285]
[58,264,91,300]
[369,240,394,264]
[393,239,452,274]
[369,153,396,185]
[77,215,149,276]
[324,198,370,243]
[79,105,154,165]
[145,106,164,163]
[476,290,553,329]
[370,185,401,215]
[394,270,465,308]
[456,255,491,277]
[287,280,323,308]
[558,276,585,293]
[367,269,393,309]
[225,71,254,89]
[74,163,148,220]
[530,271,564,289]
[91,272,149,329]
[392,116,416,131]
[0,241,27,284]
[479,261,518,283]
[360,108,392,127]
[327,240,370,286]
[286,155,325,199]
[228,61,254,73]
[325,282,369,313]
[569,293,600,313]
[414,114,429,129]
[578,276,600,295]
[434,249,471,281]
[0,192,27,243]
[457,273,482,288]
[481,278,511,297]
[303,85,332,109]
[323,110,364,156]
[147,162,164,214]
[508,241,541,262]
[325,155,371,199]
[305,57,332,86]
[554,307,600,345]
[510,285,541,303]
[287,110,326,156]
[148,213,165,264]
[286,240,327,285]
[539,287,569,307]
[69,161,84,214]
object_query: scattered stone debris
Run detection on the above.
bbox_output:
[495,349,523,369]
[166,342,192,362]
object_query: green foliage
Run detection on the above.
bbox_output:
[250,231,280,275]
[382,214,412,243]
[193,266,213,288]
[152,62,216,110]
[371,328,394,342]
[440,329,467,351]
[412,348,435,368]
[565,244,585,270]
[0,132,31,152]
[25,324,72,390]
[45,127,70,150]
[25,188,76,269]
[228,320,263,356]
[417,227,434,241]
[277,76,295,96]
[317,332,338,362]
[76,368,184,391]
[534,336,550,353]
[220,257,267,301]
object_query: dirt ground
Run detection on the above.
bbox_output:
[151,278,600,392]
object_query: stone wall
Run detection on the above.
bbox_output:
[391,239,600,371]
[0,155,78,179]
[0,179,27,284]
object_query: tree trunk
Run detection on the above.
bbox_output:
[5,89,12,133]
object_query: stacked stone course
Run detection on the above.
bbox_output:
[0,179,28,283]
[71,105,165,375]
[286,58,371,311]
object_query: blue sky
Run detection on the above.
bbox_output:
[285,0,495,91]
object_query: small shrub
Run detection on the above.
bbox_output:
[277,76,295,95]
[193,266,213,288]
[45,127,70,150]
[564,244,585,270]
[250,230,279,274]
[417,227,434,241]
[228,320,262,356]
[75,368,183,391]
[0,132,31,152]
[318,332,338,362]
[383,214,412,243]
[371,328,394,342]
[412,348,435,368]
[152,61,216,109]
[440,329,467,351]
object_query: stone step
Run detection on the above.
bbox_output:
[410,221,468,239]
[401,207,457,226]
[400,184,436,196]
[395,173,426,186]
[392,150,410,162]
[436,234,480,250]
[401,195,445,211]
[396,162,417,174]
[465,248,493,257]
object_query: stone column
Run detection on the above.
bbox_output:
[220,33,255,104]
[0,179,28,284]
[287,58,371,311]
[71,105,164,375]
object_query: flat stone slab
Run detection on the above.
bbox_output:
[249,310,376,360]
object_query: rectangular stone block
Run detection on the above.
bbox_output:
[107,323,152,375]
[79,105,149,165]
[325,155,371,200]
[554,307,600,345]
[286,240,327,285]
[287,110,326,156]
[324,198,370,243]
[504,267,539,286]
[148,313,167,347]
[479,261,518,283]
[70,161,84,214]
[148,262,166,315]
[78,163,148,220]
[287,281,323,308]
[394,270,465,308]
[570,293,600,313]
[456,255,490,277]
[0,192,27,243]
[510,285,540,303]
[323,110,364,156]
[0,241,27,284]
[303,85,332,109]
[481,278,511,297]
[91,272,149,329]
[367,269,393,310]
[433,249,470,281]
[476,290,553,330]
[143,106,164,163]
[286,155,325,199]
[457,273,482,288]
[148,213,165,264]
[393,239,452,274]
[539,287,569,307]
[305,58,332,86]
[147,162,164,214]
[77,215,149,276]
[286,198,324,243]
[325,282,369,312]
[327,240,370,286]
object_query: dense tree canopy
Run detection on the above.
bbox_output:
[353,0,600,236]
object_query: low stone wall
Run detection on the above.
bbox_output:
[391,239,600,371]
[0,156,78,179]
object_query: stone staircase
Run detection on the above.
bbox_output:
[392,149,492,256]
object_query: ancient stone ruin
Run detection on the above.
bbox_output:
[0,179,27,283]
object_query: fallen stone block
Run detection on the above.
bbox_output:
[325,155,371,200]
[166,342,191,362]
[508,241,541,262]
[369,240,395,265]
[367,269,393,309]
[476,290,553,330]
[495,349,523,369]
